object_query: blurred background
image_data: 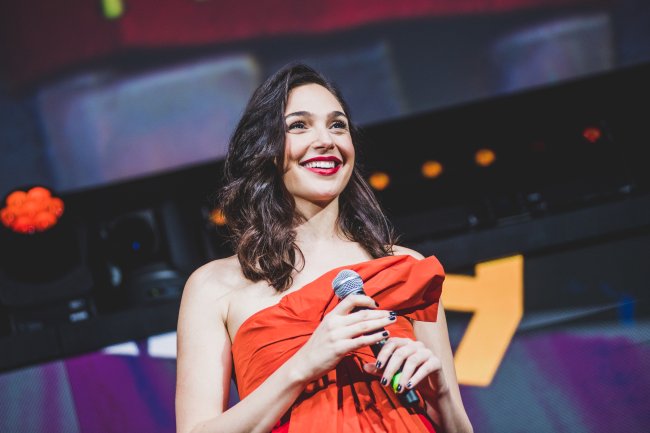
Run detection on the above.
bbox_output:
[0,1,649,432]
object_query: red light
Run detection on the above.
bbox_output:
[582,127,602,143]
[1,186,64,234]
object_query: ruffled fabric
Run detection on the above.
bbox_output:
[231,254,444,432]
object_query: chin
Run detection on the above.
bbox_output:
[297,191,341,206]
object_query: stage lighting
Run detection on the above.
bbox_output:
[369,172,390,191]
[1,186,64,234]
[209,208,227,226]
[106,212,161,272]
[0,187,94,333]
[421,160,443,179]
[582,126,602,143]
[475,148,496,167]
[100,209,186,306]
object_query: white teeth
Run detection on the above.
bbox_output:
[304,161,337,169]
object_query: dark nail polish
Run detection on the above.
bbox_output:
[406,381,413,389]
[381,377,387,386]
[396,384,402,392]
[389,311,396,316]
[382,331,389,337]
[389,315,396,321]
[375,301,379,307]
[376,361,382,369]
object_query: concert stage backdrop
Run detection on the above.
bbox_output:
[1,229,648,432]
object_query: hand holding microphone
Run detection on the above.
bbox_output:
[332,269,420,406]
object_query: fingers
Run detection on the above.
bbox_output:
[380,341,417,389]
[336,311,396,339]
[341,329,391,354]
[363,362,380,375]
[401,357,441,392]
[376,338,441,393]
[332,294,377,315]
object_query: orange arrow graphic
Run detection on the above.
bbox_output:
[442,255,524,387]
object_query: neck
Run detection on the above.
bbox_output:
[293,197,344,245]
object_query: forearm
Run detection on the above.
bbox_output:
[422,374,473,433]
[189,356,308,433]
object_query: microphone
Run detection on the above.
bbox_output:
[332,269,420,406]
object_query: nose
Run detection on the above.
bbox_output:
[313,124,335,149]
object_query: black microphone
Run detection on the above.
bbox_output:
[332,269,420,406]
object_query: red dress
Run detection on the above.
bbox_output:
[231,255,444,433]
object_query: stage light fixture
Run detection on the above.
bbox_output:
[421,160,443,179]
[105,211,162,273]
[1,186,64,234]
[369,172,390,191]
[582,126,602,143]
[100,209,186,306]
[0,187,94,332]
[475,149,496,167]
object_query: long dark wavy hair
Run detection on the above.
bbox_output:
[220,63,396,291]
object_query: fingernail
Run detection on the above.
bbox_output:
[376,361,382,369]
[389,311,396,316]
[381,377,387,386]
[389,315,396,321]
[382,331,389,337]
[396,384,402,392]
[375,301,379,307]
[406,381,413,389]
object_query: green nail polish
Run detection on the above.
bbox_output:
[391,372,402,393]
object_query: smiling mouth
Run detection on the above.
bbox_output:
[300,158,342,175]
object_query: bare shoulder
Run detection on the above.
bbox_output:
[180,255,246,321]
[391,245,425,260]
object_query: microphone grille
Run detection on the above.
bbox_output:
[332,269,364,299]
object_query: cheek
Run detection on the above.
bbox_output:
[283,137,305,167]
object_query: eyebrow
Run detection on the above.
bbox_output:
[284,110,347,120]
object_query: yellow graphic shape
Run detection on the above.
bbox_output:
[442,255,523,387]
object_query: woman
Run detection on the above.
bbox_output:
[175,64,473,433]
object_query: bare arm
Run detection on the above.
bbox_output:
[387,246,473,433]
[175,261,397,433]
[175,262,307,433]
[413,304,473,433]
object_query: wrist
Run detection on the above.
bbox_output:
[426,369,450,397]
[283,352,314,387]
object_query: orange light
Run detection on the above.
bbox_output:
[582,126,602,143]
[368,172,390,191]
[210,208,227,226]
[1,186,64,234]
[475,149,496,167]
[421,160,443,179]
[7,190,27,208]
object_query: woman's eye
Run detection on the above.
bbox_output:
[331,120,348,129]
[287,121,306,130]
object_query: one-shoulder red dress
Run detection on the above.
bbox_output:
[231,255,445,433]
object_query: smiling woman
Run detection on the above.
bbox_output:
[282,84,355,214]
[175,64,472,433]
[217,65,395,292]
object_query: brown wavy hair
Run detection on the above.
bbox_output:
[220,63,396,291]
